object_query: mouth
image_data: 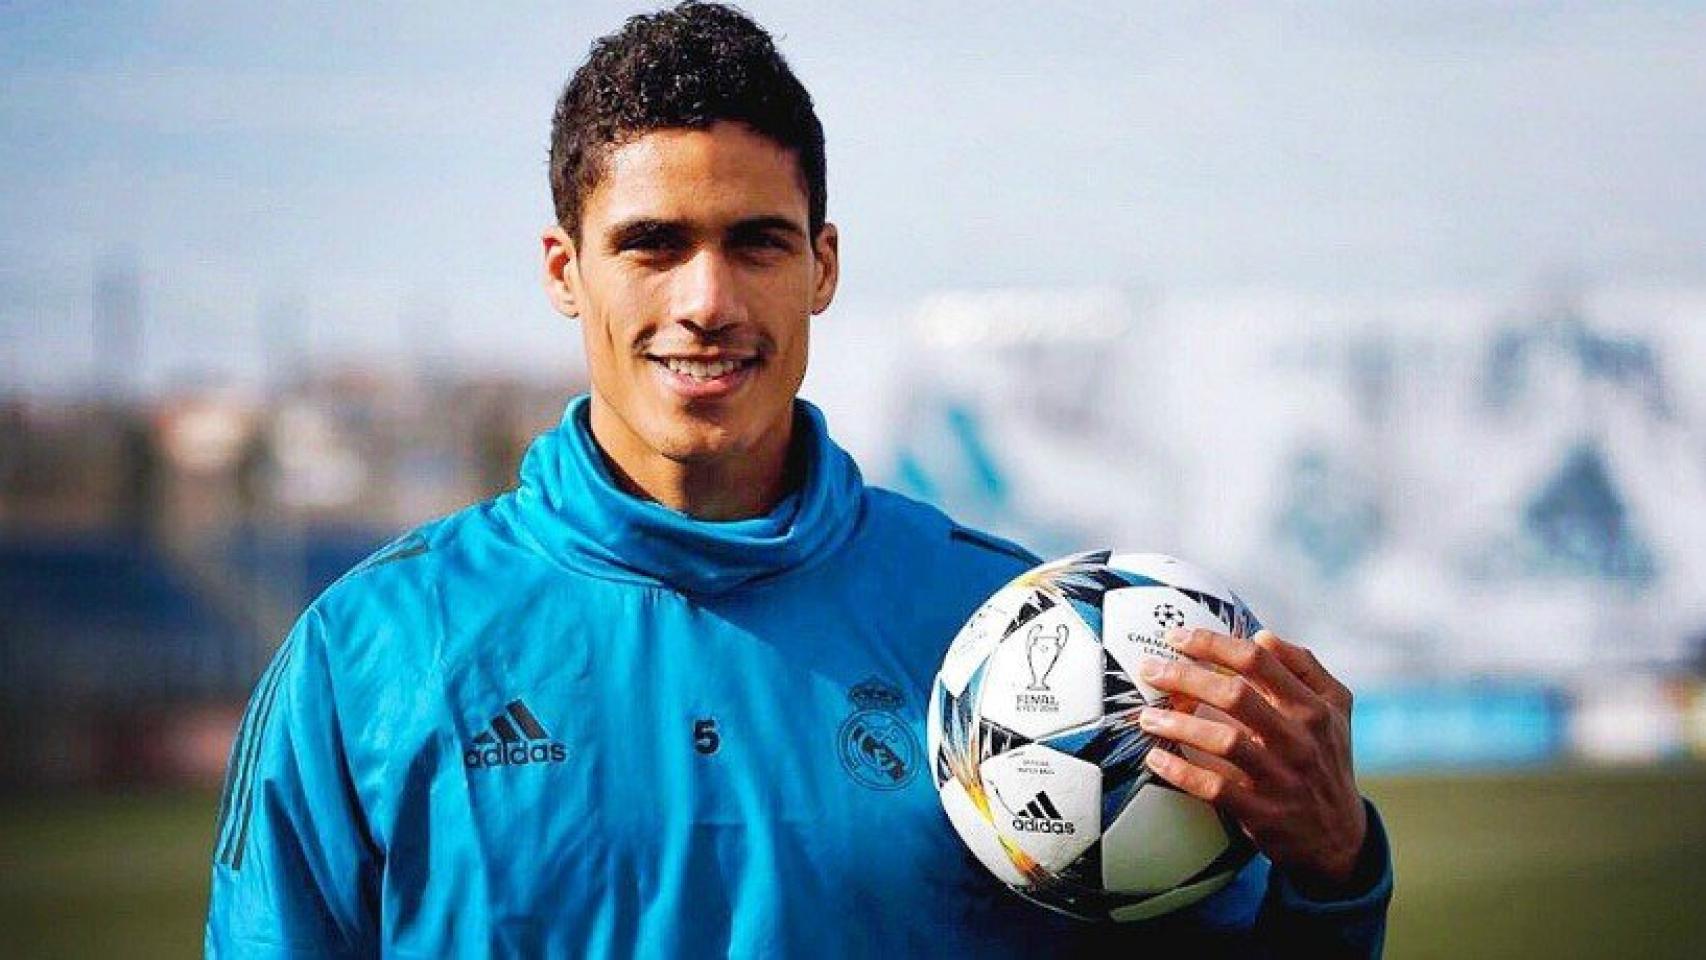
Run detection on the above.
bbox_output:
[647,354,761,399]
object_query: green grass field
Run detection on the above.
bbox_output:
[3,766,1704,958]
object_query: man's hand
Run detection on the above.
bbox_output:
[1136,627,1368,891]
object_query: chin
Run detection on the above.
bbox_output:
[646,419,750,464]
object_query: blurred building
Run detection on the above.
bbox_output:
[0,368,580,788]
[4,283,1704,784]
[881,286,1706,768]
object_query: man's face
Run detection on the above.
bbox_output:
[543,121,838,471]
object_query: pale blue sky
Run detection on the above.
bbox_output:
[3,1,1704,392]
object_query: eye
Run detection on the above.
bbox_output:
[620,231,682,254]
[610,222,689,257]
[732,229,796,257]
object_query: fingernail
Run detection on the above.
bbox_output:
[1137,707,1159,730]
[1164,627,1186,644]
[1140,658,1164,681]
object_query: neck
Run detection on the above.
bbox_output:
[587,401,800,521]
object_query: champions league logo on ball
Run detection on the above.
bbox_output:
[1153,603,1187,631]
[837,678,920,791]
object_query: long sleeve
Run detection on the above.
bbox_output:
[204,608,380,958]
[1250,799,1394,958]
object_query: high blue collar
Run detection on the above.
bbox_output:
[510,394,865,598]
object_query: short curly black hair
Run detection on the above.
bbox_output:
[550,2,826,241]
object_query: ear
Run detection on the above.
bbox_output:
[541,225,581,319]
[809,222,840,316]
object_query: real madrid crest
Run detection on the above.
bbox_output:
[837,677,921,791]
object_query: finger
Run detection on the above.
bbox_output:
[1144,746,1261,820]
[1254,631,1352,708]
[1251,631,1327,693]
[1137,706,1285,784]
[1140,655,1291,741]
[1171,628,1314,706]
[1178,736,1248,785]
[1194,702,1258,747]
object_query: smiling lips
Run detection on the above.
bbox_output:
[661,357,749,380]
[650,354,759,399]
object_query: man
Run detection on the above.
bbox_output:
[205,4,1391,956]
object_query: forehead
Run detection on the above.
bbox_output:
[583,122,810,230]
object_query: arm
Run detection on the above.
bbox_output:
[205,608,380,959]
[1138,628,1392,957]
[1253,798,1392,957]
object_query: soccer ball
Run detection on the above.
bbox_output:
[927,550,1261,922]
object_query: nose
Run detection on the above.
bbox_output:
[671,248,746,333]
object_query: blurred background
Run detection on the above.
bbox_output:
[3,2,1704,957]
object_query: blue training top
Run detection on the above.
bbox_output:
[205,395,1392,958]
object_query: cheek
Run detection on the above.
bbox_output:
[577,314,621,378]
[765,321,810,396]
[578,315,653,411]
[785,314,812,362]
[579,263,657,341]
[578,284,650,364]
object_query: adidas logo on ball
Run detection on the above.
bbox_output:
[1010,790,1075,835]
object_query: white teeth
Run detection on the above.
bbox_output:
[664,358,743,380]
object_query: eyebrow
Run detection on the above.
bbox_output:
[725,216,806,240]
[604,214,806,252]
